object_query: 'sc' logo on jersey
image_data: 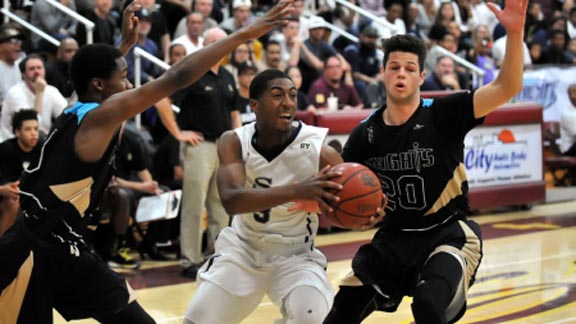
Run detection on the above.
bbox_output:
[300,142,311,149]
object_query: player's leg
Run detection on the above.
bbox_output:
[411,250,466,324]
[102,301,155,324]
[184,280,264,324]
[323,284,384,324]
[278,285,331,324]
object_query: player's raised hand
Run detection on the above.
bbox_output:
[118,1,142,55]
[237,0,295,40]
[487,0,528,34]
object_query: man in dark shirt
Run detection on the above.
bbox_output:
[168,27,240,279]
[45,37,78,100]
[343,25,381,97]
[421,55,470,91]
[0,109,42,235]
[77,0,117,46]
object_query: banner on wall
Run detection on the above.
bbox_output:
[513,66,576,122]
[326,123,543,189]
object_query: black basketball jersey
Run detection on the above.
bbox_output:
[18,102,119,254]
[343,91,483,231]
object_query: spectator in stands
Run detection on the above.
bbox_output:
[421,55,470,91]
[468,0,500,34]
[406,3,426,40]
[224,42,253,84]
[172,12,205,55]
[416,0,438,42]
[372,0,406,40]
[235,60,257,125]
[174,0,218,38]
[525,2,547,42]
[298,15,339,93]
[1,54,67,140]
[220,0,254,34]
[308,55,363,110]
[167,28,239,279]
[331,0,361,54]
[424,27,458,74]
[45,37,78,103]
[539,29,572,64]
[77,0,117,46]
[0,110,42,235]
[491,30,532,67]
[560,84,576,156]
[528,40,544,64]
[344,25,381,97]
[269,17,301,66]
[568,7,576,39]
[154,134,183,190]
[565,38,576,64]
[255,40,286,72]
[169,43,186,64]
[434,1,457,29]
[467,26,497,86]
[0,24,25,112]
[30,0,78,51]
[118,9,162,85]
[286,66,314,112]
[358,0,386,17]
[137,0,171,62]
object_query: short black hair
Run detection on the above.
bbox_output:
[249,69,290,100]
[382,34,427,72]
[12,109,38,133]
[70,43,123,96]
[265,40,281,51]
[18,54,45,74]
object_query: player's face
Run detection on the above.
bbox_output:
[101,57,132,99]
[15,119,39,150]
[253,78,297,133]
[382,51,425,104]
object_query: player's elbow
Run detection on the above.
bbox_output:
[219,190,241,215]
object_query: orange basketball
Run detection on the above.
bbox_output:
[323,163,383,229]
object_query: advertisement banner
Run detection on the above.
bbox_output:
[514,66,576,122]
[464,124,543,188]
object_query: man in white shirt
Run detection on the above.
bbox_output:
[171,12,205,55]
[561,84,576,156]
[220,0,253,33]
[1,55,67,140]
[0,25,25,112]
[491,33,532,67]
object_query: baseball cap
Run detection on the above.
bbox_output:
[135,8,152,21]
[0,25,25,43]
[238,60,258,75]
[307,16,326,30]
[233,0,252,10]
[361,25,379,38]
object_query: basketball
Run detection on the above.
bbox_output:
[323,163,383,229]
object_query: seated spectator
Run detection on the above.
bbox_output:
[528,40,544,64]
[173,0,218,38]
[491,32,532,67]
[1,54,67,140]
[539,29,572,65]
[255,40,286,72]
[45,37,78,103]
[77,0,117,46]
[220,0,254,34]
[372,0,406,40]
[308,55,363,110]
[565,38,576,64]
[421,55,470,91]
[343,25,381,97]
[30,0,78,52]
[224,42,253,84]
[467,32,497,86]
[172,12,205,55]
[268,16,301,66]
[0,24,25,112]
[286,66,314,112]
[0,110,43,235]
[234,61,257,125]
[560,84,576,156]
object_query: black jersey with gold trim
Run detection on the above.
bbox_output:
[18,102,119,253]
[343,91,483,231]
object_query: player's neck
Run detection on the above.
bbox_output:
[384,96,420,126]
[254,124,296,149]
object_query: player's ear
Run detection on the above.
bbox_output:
[91,78,105,92]
[249,98,259,114]
[419,69,426,86]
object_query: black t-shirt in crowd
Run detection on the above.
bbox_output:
[0,137,43,182]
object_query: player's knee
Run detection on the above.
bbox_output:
[411,277,451,324]
[284,286,330,324]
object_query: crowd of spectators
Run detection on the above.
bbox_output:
[1,0,575,273]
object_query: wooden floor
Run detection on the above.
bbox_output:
[54,197,576,324]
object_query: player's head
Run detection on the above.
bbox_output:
[12,109,39,150]
[381,35,427,104]
[249,69,296,133]
[70,43,132,102]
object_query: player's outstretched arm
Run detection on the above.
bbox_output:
[76,0,294,162]
[216,131,343,215]
[473,0,528,118]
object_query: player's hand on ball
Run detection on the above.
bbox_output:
[356,192,387,231]
[292,165,342,213]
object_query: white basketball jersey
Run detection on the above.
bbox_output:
[231,121,328,248]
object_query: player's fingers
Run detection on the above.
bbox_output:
[317,198,333,213]
[322,180,343,191]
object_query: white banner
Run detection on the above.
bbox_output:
[464,124,543,188]
[514,66,576,122]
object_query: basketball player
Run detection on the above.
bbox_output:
[0,1,295,323]
[323,0,528,323]
[184,69,356,324]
